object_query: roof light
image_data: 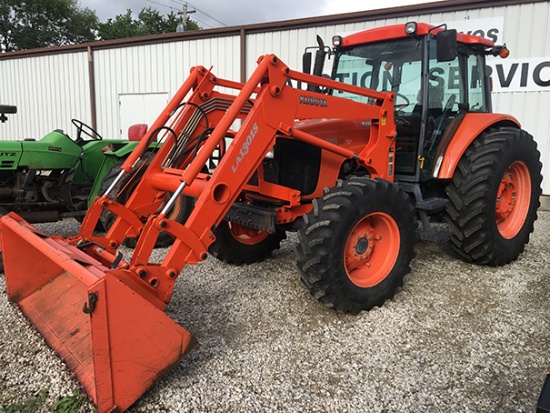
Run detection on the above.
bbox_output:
[499,46,510,59]
[332,35,342,48]
[405,22,418,35]
[490,45,510,58]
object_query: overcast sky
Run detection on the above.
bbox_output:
[79,0,447,28]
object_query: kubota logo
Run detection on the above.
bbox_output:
[232,123,258,173]
[299,95,327,107]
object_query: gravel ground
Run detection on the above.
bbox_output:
[0,211,548,412]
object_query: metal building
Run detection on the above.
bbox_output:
[0,0,548,194]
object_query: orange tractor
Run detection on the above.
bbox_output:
[0,22,542,411]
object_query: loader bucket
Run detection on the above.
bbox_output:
[0,213,196,413]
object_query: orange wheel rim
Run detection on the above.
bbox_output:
[344,212,400,288]
[496,161,531,239]
[228,222,269,245]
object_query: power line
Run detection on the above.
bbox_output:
[148,0,219,30]
[186,2,228,27]
[146,0,179,12]
[169,0,227,27]
[192,16,215,29]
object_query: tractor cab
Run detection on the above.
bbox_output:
[330,22,505,181]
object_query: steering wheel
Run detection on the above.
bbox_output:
[395,93,411,111]
[71,118,103,142]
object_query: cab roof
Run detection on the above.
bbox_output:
[341,22,495,48]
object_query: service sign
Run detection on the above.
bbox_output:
[487,58,550,92]
[445,17,504,45]
[444,17,550,93]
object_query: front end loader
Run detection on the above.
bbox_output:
[1,54,400,411]
[0,22,541,411]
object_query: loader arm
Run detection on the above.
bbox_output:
[76,54,397,305]
[0,54,396,412]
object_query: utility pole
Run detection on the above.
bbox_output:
[176,2,196,32]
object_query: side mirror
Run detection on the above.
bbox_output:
[436,29,457,62]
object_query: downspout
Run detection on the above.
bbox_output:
[87,45,97,131]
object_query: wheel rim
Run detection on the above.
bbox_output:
[496,161,531,239]
[228,222,269,245]
[344,212,400,288]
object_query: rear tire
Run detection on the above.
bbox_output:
[98,158,192,248]
[209,221,286,265]
[296,178,416,314]
[445,127,542,265]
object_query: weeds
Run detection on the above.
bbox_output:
[52,392,84,413]
[0,389,84,413]
[0,389,48,413]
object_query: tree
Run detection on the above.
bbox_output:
[0,0,98,52]
[97,7,200,41]
[95,9,138,40]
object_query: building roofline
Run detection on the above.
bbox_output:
[0,0,543,60]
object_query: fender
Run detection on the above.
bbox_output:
[103,141,162,158]
[434,113,520,179]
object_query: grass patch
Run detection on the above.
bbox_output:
[52,392,84,413]
[1,389,84,413]
[0,389,48,413]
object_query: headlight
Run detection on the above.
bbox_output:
[265,148,275,159]
[405,22,418,35]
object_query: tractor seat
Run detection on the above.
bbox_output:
[102,124,150,152]
[128,124,149,141]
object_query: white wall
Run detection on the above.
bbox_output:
[92,36,240,138]
[0,52,91,139]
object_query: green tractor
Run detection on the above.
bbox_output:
[0,117,152,224]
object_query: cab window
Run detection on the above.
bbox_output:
[333,37,423,112]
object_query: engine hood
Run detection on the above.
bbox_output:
[293,118,372,152]
[0,131,82,171]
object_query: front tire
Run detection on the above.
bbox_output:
[296,178,416,314]
[445,127,542,265]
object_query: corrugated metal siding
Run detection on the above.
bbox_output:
[493,1,550,184]
[92,36,240,137]
[0,1,548,191]
[0,52,90,140]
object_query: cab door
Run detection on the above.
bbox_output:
[420,39,491,177]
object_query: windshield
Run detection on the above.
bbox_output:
[332,37,423,113]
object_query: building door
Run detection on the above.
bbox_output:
[118,93,169,139]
